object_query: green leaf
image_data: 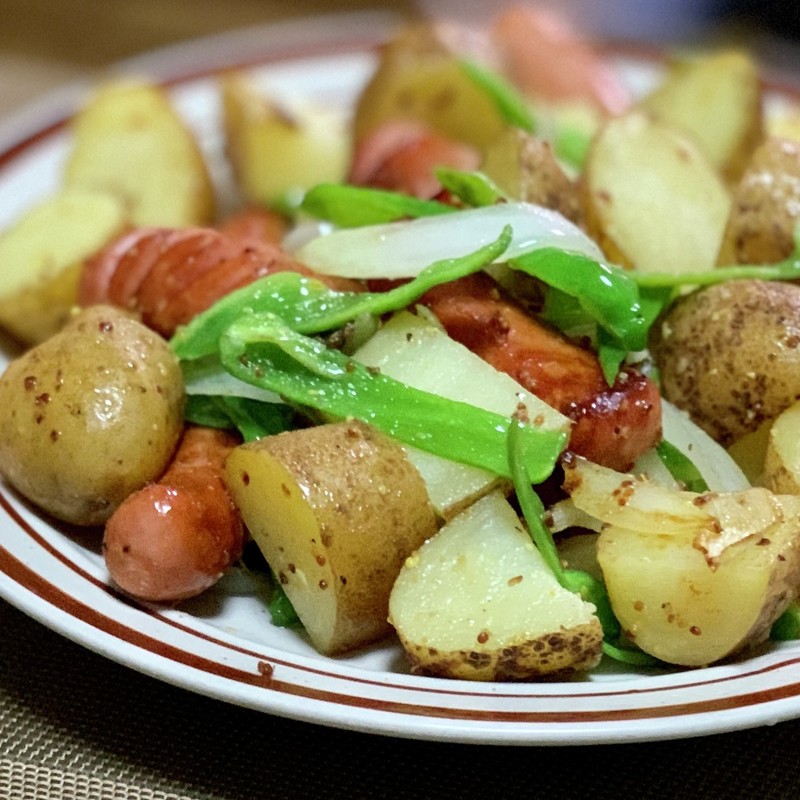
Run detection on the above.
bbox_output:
[460,58,536,133]
[433,167,509,207]
[771,599,800,641]
[508,419,660,667]
[219,313,567,481]
[301,183,455,227]
[656,440,709,493]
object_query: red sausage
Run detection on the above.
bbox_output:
[103,426,245,603]
[422,273,662,471]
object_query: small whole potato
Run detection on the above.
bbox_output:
[651,279,800,446]
[0,305,184,525]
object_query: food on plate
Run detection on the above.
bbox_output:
[104,425,244,602]
[581,111,731,272]
[389,490,603,680]
[6,4,800,680]
[0,188,128,345]
[224,420,438,655]
[650,279,800,447]
[636,49,763,184]
[64,79,215,227]
[717,137,800,264]
[565,457,800,666]
[421,272,662,471]
[0,305,184,525]
[479,128,583,223]
[221,71,350,205]
[79,225,360,339]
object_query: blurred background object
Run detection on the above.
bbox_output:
[0,0,799,117]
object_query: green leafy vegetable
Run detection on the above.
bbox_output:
[460,58,536,133]
[656,440,709,493]
[771,600,800,641]
[184,394,294,443]
[507,419,660,666]
[434,167,509,207]
[301,183,455,227]
[219,312,567,481]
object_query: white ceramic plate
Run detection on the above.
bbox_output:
[2,11,800,747]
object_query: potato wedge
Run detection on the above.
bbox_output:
[0,305,184,526]
[353,310,570,520]
[352,22,509,150]
[480,128,583,223]
[717,137,800,264]
[224,420,438,655]
[389,490,603,680]
[221,71,350,205]
[64,79,214,227]
[637,50,763,184]
[0,189,128,344]
[565,458,800,666]
[582,111,731,272]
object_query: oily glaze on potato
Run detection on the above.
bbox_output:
[0,305,184,525]
[581,111,731,273]
[224,420,438,655]
[565,458,800,666]
[389,491,603,680]
[650,279,800,447]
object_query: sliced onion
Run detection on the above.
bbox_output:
[292,202,605,279]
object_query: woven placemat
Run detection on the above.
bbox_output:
[3,597,800,799]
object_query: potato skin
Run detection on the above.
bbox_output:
[225,420,439,655]
[0,305,184,525]
[651,279,800,447]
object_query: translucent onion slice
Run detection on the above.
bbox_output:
[292,202,605,279]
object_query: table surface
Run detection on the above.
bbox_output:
[4,3,800,798]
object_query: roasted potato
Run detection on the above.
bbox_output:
[221,71,350,205]
[224,420,438,655]
[0,188,128,345]
[581,111,731,272]
[389,490,603,680]
[352,22,509,150]
[636,49,763,184]
[64,79,215,227]
[0,305,185,525]
[353,310,570,520]
[717,137,800,265]
[480,128,583,224]
[565,458,800,666]
[650,279,800,447]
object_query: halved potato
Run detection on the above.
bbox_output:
[581,111,731,273]
[353,310,570,520]
[224,419,438,655]
[565,458,800,666]
[64,79,214,227]
[352,22,509,150]
[717,137,800,265]
[0,188,128,344]
[637,49,763,184]
[480,128,582,223]
[389,490,603,680]
[221,71,350,205]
